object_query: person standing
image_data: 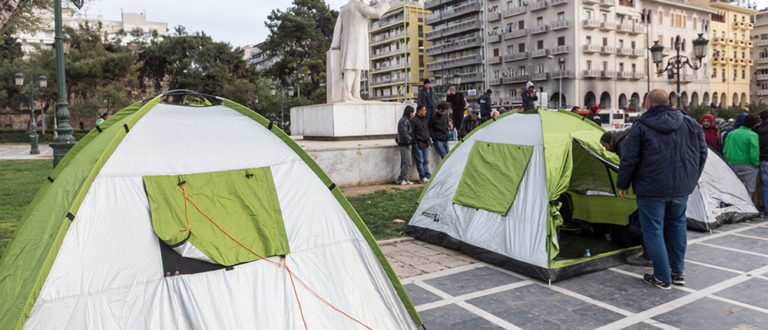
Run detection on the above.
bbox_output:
[700,114,721,152]
[589,105,602,125]
[410,105,432,183]
[724,113,761,197]
[429,102,451,158]
[477,89,492,123]
[756,111,768,215]
[396,105,415,185]
[458,109,480,139]
[446,86,466,133]
[617,89,707,289]
[417,79,439,119]
[521,81,538,112]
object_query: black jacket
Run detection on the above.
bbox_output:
[410,114,430,148]
[459,115,479,139]
[478,93,492,116]
[447,92,466,130]
[418,87,439,111]
[755,122,768,161]
[617,104,708,198]
[429,111,450,142]
[522,90,538,110]
[611,129,630,156]
[396,115,413,146]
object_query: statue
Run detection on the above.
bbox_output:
[328,0,394,103]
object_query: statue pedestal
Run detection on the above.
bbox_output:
[290,102,413,141]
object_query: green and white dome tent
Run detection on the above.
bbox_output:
[0,91,421,329]
[406,109,756,282]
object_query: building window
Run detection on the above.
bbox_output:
[618,39,624,48]
[494,70,500,78]
[742,70,746,79]
[586,10,592,20]
[631,41,636,49]
[587,60,592,70]
[659,11,663,24]
[419,70,424,79]
[557,12,565,21]
[518,20,525,30]
[507,1,514,10]
[507,45,515,54]
[559,62,566,70]
[507,23,513,32]
[722,69,726,81]
[518,0,524,7]
[558,36,565,46]
[519,66,526,75]
[419,55,424,66]
[537,64,544,73]
[742,52,745,59]
[493,48,499,56]
[518,43,525,52]
[693,17,697,30]
[603,61,608,71]
[586,36,592,44]
[619,63,624,71]
[602,37,608,46]
[734,69,737,81]
[537,40,544,49]
[602,13,607,22]
[631,63,636,72]
[537,17,543,26]
[419,40,423,48]
[712,69,717,78]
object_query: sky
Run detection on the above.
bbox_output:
[77,0,349,47]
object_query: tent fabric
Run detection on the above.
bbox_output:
[0,96,420,329]
[452,142,534,215]
[143,167,290,266]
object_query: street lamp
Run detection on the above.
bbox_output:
[14,73,48,154]
[51,0,83,167]
[269,85,293,130]
[650,33,708,110]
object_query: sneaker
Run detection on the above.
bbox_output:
[643,274,671,290]
[423,178,429,183]
[626,252,653,267]
[398,180,408,186]
[407,181,414,185]
[671,271,685,286]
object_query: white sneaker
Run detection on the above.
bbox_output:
[399,180,408,186]
[407,181,414,185]
[423,178,429,183]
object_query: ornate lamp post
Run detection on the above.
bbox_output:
[270,85,294,130]
[51,0,82,167]
[650,33,709,110]
[13,73,47,154]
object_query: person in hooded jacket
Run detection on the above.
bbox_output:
[724,113,761,197]
[459,109,480,139]
[600,130,630,156]
[722,112,748,146]
[396,105,415,185]
[617,89,708,290]
[700,113,721,152]
[429,102,451,158]
[477,89,493,123]
[521,81,538,112]
[446,86,466,132]
[410,105,432,183]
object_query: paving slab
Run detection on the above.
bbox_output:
[687,229,714,240]
[615,261,739,290]
[403,283,442,306]
[424,266,523,296]
[739,227,768,239]
[654,297,768,329]
[417,304,504,330]
[466,284,624,329]
[557,269,689,313]
[716,278,768,311]
[620,322,663,330]
[685,243,768,272]
[705,234,768,255]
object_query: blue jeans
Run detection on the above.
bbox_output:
[434,140,450,159]
[760,162,768,216]
[412,144,431,180]
[636,196,688,284]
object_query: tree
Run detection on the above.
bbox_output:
[261,0,337,105]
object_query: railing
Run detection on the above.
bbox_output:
[632,24,645,34]
[601,46,616,54]
[426,19,482,40]
[583,70,601,78]
[530,1,548,11]
[531,72,549,81]
[551,71,573,79]
[531,49,549,58]
[599,0,615,6]
[502,6,527,18]
[758,90,768,96]
[617,48,632,56]
[584,0,598,3]
[487,34,501,43]
[426,36,482,56]
[487,12,501,22]
[733,21,745,30]
[530,25,547,34]
[758,74,768,81]
[583,44,601,53]
[370,77,406,86]
[600,21,616,30]
[551,20,569,30]
[617,71,633,79]
[632,49,644,57]
[460,72,483,83]
[371,63,408,73]
[757,58,768,64]
[617,23,633,33]
[551,45,570,54]
[427,54,482,71]
[372,31,405,43]
[371,14,407,30]
[632,72,646,79]
[601,70,617,79]
[424,0,443,10]
[551,0,568,5]
[489,78,502,85]
[503,29,528,39]
[372,47,408,58]
[506,75,530,83]
[509,96,523,104]
[426,1,482,24]
[503,52,529,62]
[583,19,601,29]
[488,56,502,64]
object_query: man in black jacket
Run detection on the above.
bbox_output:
[429,102,451,158]
[417,79,439,119]
[522,81,538,112]
[410,105,432,183]
[617,89,707,290]
[477,89,492,123]
[755,111,768,215]
[459,109,480,139]
[396,105,415,185]
[446,87,466,133]
[600,130,630,156]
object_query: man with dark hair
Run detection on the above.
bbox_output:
[478,89,493,123]
[725,113,761,196]
[446,86,466,132]
[600,130,630,156]
[571,106,580,113]
[522,81,538,112]
[459,109,480,139]
[417,79,439,119]
[617,89,707,290]
[410,105,432,183]
[756,111,768,215]
[429,102,451,158]
[396,105,415,185]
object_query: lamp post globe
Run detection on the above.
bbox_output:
[269,85,277,96]
[287,86,295,97]
[693,33,709,60]
[650,41,664,65]
[62,33,71,55]
[14,72,24,86]
[38,75,48,88]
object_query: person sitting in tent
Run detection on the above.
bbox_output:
[95,112,110,126]
[700,114,721,152]
[724,113,761,197]
[600,130,630,156]
[458,109,480,139]
[522,81,538,112]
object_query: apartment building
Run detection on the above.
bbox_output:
[692,0,756,107]
[484,0,648,110]
[643,0,714,108]
[751,9,768,103]
[368,0,433,101]
[425,0,485,100]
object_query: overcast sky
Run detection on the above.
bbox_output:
[77,0,349,47]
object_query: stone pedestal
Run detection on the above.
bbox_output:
[290,102,414,140]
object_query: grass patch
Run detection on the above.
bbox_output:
[347,187,422,240]
[0,160,51,258]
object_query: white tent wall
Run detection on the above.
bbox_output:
[23,104,415,329]
[409,114,551,269]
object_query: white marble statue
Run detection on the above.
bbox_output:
[328,0,393,103]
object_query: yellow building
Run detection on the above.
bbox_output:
[692,0,756,107]
[368,0,433,102]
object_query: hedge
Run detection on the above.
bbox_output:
[0,130,89,143]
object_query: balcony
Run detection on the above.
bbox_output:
[617,71,633,79]
[600,21,616,30]
[489,78,502,86]
[747,23,754,29]
[426,54,483,71]
[601,70,617,79]
[552,0,568,5]
[488,56,502,64]
[487,12,501,22]
[426,1,482,25]
[601,46,616,54]
[371,31,405,44]
[508,96,523,104]
[503,52,529,62]
[713,37,727,45]
[739,59,747,66]
[551,20,569,30]
[426,36,483,56]
[426,19,483,40]
[632,72,646,80]
[370,77,406,86]
[758,58,768,65]
[737,40,746,48]
[617,47,632,56]
[530,25,548,35]
[487,34,501,43]
[531,49,549,58]
[599,0,614,6]
[632,24,645,34]
[424,0,442,10]
[551,45,570,55]
[371,47,408,59]
[583,19,601,29]
[632,49,644,57]
[370,63,408,73]
[727,38,735,45]
[530,1,548,11]
[733,21,745,30]
[713,57,726,65]
[505,75,530,83]
[583,44,601,53]
[747,41,753,47]
[502,6,527,18]
[460,72,483,83]
[551,71,573,79]
[584,0,598,3]
[503,29,528,40]
[758,90,768,96]
[583,70,601,78]
[617,23,633,33]
[531,72,549,81]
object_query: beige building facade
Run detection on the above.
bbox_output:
[751,9,768,103]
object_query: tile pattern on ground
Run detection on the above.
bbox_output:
[403,283,442,306]
[653,297,768,329]
[615,261,739,290]
[424,266,523,296]
[685,243,768,272]
[417,304,504,330]
[715,278,768,311]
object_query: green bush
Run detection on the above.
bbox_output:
[0,129,88,143]
[68,101,100,117]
